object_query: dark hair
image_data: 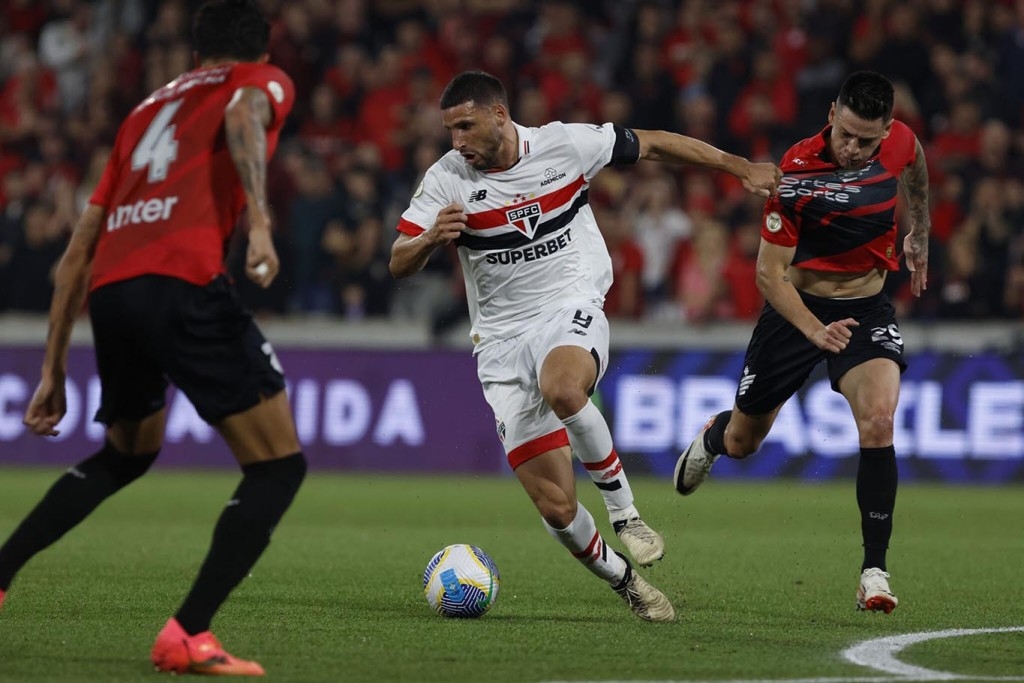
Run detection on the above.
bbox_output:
[192,0,270,62]
[439,71,508,110]
[836,71,894,122]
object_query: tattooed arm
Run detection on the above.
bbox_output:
[225,86,278,287]
[900,136,931,297]
[24,204,104,436]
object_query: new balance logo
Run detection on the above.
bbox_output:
[468,189,488,202]
[571,310,593,328]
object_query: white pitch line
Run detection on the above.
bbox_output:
[841,626,1024,680]
[545,678,898,683]
[544,625,1024,683]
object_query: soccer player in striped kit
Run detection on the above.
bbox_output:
[391,70,780,621]
[675,72,931,615]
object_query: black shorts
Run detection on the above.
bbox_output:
[735,290,907,415]
[89,274,286,426]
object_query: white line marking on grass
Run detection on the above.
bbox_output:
[841,626,1024,680]
[543,625,1024,683]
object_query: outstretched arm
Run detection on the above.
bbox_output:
[634,129,782,197]
[225,86,277,287]
[24,204,104,436]
[899,136,930,297]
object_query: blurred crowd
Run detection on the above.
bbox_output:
[1,0,1023,334]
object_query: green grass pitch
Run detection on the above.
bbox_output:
[0,467,1021,682]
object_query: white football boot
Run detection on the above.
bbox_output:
[856,567,899,613]
[611,552,675,622]
[674,416,721,496]
[613,517,665,567]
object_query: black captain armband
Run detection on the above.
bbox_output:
[608,125,641,166]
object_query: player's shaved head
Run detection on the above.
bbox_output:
[440,71,509,111]
[193,0,270,62]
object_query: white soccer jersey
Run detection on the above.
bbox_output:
[399,121,631,350]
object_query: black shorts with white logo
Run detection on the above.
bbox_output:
[89,274,286,426]
[735,290,907,416]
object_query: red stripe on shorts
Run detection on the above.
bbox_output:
[507,429,570,469]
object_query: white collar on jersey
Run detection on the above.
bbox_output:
[513,122,533,160]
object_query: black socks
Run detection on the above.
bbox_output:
[857,445,898,571]
[175,453,307,635]
[0,443,157,590]
[702,410,733,455]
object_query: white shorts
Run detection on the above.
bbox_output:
[476,304,610,469]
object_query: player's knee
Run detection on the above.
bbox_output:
[87,442,159,488]
[856,410,895,446]
[246,452,307,490]
[541,384,587,420]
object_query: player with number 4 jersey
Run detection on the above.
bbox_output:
[2,0,307,676]
[90,59,293,290]
[391,71,780,621]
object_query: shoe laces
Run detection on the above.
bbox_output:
[861,568,893,593]
[615,573,659,619]
[618,518,658,545]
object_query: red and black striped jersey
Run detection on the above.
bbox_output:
[761,120,917,272]
[89,62,294,291]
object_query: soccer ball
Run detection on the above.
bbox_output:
[422,544,501,618]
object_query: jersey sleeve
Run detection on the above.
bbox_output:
[398,163,451,235]
[231,64,295,130]
[881,119,917,174]
[760,196,798,247]
[563,122,639,181]
[760,143,802,247]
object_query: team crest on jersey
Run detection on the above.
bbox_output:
[506,202,542,237]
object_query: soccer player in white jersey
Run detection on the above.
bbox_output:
[390,71,780,621]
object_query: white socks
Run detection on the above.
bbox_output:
[561,401,636,523]
[543,504,627,584]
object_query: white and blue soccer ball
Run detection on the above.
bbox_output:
[422,544,501,618]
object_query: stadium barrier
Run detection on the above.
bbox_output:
[2,318,1022,483]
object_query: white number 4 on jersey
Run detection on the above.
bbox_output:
[132,99,183,183]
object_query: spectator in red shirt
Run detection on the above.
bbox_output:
[728,50,798,150]
[597,204,644,319]
[357,46,410,171]
[722,221,765,320]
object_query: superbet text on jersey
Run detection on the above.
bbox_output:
[88,63,294,291]
[398,122,640,350]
